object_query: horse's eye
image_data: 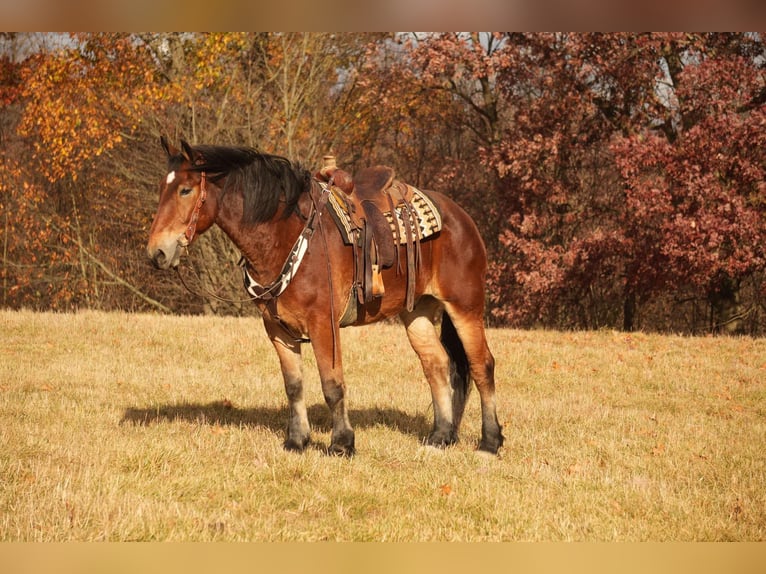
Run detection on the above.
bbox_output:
[179,187,193,197]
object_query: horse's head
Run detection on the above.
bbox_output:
[146,137,217,269]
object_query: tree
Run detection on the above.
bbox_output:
[480,33,766,332]
[483,33,654,328]
[612,33,766,332]
[3,33,765,333]
[5,34,175,311]
[3,33,373,314]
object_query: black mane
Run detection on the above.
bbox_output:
[184,144,311,224]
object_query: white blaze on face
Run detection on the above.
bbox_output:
[166,171,176,185]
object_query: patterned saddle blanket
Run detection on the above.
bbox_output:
[326,185,442,246]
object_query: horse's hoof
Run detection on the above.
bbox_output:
[327,443,355,457]
[284,436,310,452]
[478,435,504,455]
[327,429,355,457]
[426,429,458,448]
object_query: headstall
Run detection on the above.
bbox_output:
[179,171,208,247]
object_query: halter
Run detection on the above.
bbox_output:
[178,171,207,247]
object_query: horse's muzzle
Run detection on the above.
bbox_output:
[147,238,182,270]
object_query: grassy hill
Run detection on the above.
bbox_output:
[1,310,764,541]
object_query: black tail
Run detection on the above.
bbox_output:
[440,312,471,430]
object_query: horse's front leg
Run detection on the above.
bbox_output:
[310,326,355,456]
[264,318,311,451]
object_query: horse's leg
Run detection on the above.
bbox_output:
[442,303,504,454]
[400,297,457,447]
[309,328,355,456]
[263,318,311,451]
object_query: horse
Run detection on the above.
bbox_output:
[146,138,504,456]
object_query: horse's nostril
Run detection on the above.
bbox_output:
[150,248,167,269]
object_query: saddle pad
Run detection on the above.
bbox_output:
[327,186,443,246]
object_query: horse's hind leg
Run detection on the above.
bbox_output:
[443,303,504,453]
[264,318,311,451]
[400,297,457,447]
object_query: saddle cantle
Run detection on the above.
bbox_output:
[317,156,442,316]
[353,165,395,199]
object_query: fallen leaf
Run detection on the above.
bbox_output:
[732,498,744,518]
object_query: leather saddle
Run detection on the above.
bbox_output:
[317,157,421,311]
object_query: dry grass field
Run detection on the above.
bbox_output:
[1,309,764,541]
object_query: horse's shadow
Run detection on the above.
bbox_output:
[120,401,430,446]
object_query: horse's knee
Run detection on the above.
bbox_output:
[283,374,304,402]
[321,378,347,410]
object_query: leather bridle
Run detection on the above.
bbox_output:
[178,171,208,247]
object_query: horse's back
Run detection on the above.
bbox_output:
[424,189,487,266]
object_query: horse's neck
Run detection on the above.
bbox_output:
[216,191,306,280]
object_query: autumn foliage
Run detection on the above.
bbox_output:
[1,32,765,333]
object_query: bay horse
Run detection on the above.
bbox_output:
[146,138,503,456]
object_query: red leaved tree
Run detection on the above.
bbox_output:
[613,33,766,332]
[483,33,766,332]
[484,33,662,328]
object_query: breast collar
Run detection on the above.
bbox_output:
[239,182,331,301]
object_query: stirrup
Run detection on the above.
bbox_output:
[371,264,385,297]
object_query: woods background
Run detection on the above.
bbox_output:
[1,32,765,334]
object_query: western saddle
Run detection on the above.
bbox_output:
[316,155,422,312]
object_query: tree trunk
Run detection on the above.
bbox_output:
[709,276,743,334]
[623,290,636,332]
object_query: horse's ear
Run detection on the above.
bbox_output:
[160,135,173,157]
[180,139,195,163]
